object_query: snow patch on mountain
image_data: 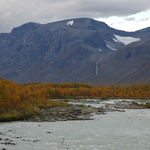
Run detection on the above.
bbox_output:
[67,20,74,26]
[112,38,119,43]
[107,44,116,51]
[114,35,140,45]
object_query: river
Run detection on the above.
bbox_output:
[0,100,150,150]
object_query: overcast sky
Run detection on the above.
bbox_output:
[0,0,150,33]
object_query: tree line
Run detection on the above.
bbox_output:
[0,77,150,121]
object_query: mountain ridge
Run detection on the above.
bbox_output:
[87,39,150,85]
[0,18,150,85]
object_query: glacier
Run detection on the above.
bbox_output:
[114,35,141,45]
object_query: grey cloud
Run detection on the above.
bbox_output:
[0,0,150,32]
[125,16,149,22]
[139,18,149,22]
[125,17,136,21]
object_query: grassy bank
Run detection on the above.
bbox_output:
[139,103,150,108]
[0,99,70,122]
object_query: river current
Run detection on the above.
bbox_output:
[0,100,150,150]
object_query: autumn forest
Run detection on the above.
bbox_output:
[0,77,150,121]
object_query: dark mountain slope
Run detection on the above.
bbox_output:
[134,27,150,40]
[0,18,121,83]
[87,39,150,86]
[0,18,150,85]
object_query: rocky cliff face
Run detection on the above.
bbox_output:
[0,18,150,85]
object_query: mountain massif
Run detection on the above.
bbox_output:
[0,18,150,85]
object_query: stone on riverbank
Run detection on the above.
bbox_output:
[25,99,148,122]
[26,105,101,122]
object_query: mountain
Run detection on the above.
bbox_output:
[0,18,149,85]
[87,39,150,85]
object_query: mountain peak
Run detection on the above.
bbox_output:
[0,18,150,85]
[11,22,41,35]
[43,18,108,31]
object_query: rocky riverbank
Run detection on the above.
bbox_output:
[26,105,105,122]
[25,99,149,122]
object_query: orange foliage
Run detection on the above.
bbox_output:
[24,82,150,99]
[1,77,150,112]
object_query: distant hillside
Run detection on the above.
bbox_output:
[0,18,150,85]
[87,39,150,85]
